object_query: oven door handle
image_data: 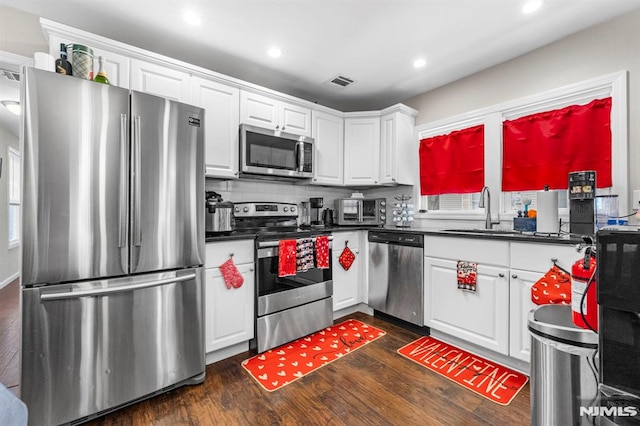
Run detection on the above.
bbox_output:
[257,236,333,249]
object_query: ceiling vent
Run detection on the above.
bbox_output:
[325,75,356,90]
[1,69,20,82]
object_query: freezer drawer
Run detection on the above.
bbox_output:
[21,268,205,426]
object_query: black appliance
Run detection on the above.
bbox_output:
[569,170,596,235]
[597,227,640,424]
[310,197,324,226]
[233,202,333,353]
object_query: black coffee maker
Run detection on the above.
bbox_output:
[309,197,323,226]
[569,170,596,235]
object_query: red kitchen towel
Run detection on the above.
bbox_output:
[339,245,356,271]
[297,238,314,272]
[457,261,477,292]
[531,265,571,305]
[219,257,244,289]
[278,239,297,277]
[315,235,329,269]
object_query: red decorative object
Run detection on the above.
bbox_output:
[502,97,612,191]
[278,239,297,277]
[315,235,329,269]
[457,261,477,292]
[242,319,386,392]
[397,336,528,406]
[339,244,356,271]
[419,125,485,195]
[219,257,244,289]
[531,265,571,305]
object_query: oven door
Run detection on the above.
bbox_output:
[361,199,381,223]
[256,243,332,317]
[337,199,362,225]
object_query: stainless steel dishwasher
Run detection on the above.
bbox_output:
[368,231,424,327]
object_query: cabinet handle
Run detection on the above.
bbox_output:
[374,181,378,184]
[282,126,286,131]
[249,267,254,272]
[275,125,280,130]
[512,274,518,279]
[499,273,504,278]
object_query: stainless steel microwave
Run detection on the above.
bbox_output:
[240,124,313,179]
[335,198,386,226]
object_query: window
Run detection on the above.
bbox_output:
[8,147,20,248]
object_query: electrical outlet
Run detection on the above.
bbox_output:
[633,190,640,210]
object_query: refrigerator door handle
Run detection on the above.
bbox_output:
[40,272,197,301]
[132,115,142,247]
[119,113,128,248]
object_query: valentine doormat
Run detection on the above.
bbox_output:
[397,336,528,405]
[242,319,385,392]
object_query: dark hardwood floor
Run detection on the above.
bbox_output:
[87,312,530,425]
[0,278,20,397]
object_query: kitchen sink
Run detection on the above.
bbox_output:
[443,228,524,236]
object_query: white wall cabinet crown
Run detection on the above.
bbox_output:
[344,116,381,186]
[240,90,312,137]
[311,109,345,185]
[191,77,241,179]
[204,240,255,356]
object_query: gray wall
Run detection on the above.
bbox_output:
[0,125,20,287]
[404,9,640,203]
[0,4,48,57]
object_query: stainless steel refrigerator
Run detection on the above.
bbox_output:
[20,68,205,425]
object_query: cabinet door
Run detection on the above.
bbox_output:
[344,117,381,185]
[48,35,131,89]
[379,111,415,185]
[240,91,279,129]
[332,231,360,311]
[205,263,255,353]
[379,113,397,185]
[424,257,509,355]
[192,76,240,179]
[131,59,191,102]
[280,102,311,137]
[311,110,344,185]
[509,268,545,363]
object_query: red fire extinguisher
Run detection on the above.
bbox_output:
[571,246,598,331]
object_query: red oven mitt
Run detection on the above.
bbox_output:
[339,244,356,271]
[531,265,571,305]
[219,257,244,289]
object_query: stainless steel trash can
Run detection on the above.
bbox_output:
[528,304,599,426]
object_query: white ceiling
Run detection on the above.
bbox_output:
[1,0,640,111]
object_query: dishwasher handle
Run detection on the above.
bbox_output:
[368,232,423,247]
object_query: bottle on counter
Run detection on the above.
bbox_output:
[54,43,72,76]
[93,56,110,85]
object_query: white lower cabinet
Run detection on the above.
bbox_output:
[332,231,362,311]
[424,257,510,355]
[204,240,255,354]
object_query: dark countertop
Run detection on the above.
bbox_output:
[205,225,584,245]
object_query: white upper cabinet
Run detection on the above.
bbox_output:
[344,116,381,186]
[240,90,311,137]
[191,76,241,179]
[47,34,131,89]
[131,59,191,102]
[379,106,417,185]
[311,109,344,185]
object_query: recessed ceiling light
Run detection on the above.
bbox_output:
[1,100,20,116]
[268,47,282,58]
[183,10,202,26]
[413,58,427,69]
[522,0,543,14]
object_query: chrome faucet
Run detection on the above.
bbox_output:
[478,186,500,229]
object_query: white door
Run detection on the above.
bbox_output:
[312,110,344,185]
[344,117,380,185]
[131,59,191,102]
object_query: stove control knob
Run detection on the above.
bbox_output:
[380,208,386,213]
[380,215,386,220]
[290,206,296,212]
[283,207,289,212]
[243,207,249,213]
[234,207,240,213]
[380,200,386,206]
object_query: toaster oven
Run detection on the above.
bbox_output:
[335,198,386,226]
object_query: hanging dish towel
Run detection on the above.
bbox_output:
[339,243,356,271]
[219,257,244,289]
[297,238,314,272]
[457,261,478,292]
[531,265,571,305]
[315,235,330,269]
[278,239,297,277]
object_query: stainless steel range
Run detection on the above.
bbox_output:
[233,202,333,353]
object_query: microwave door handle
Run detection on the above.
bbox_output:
[296,140,304,172]
[358,200,364,222]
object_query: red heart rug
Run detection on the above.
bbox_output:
[397,336,528,405]
[242,319,385,391]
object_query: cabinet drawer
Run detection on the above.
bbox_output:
[510,242,578,273]
[206,239,254,268]
[424,236,509,266]
[332,231,360,251]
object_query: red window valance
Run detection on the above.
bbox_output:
[502,97,612,191]
[419,125,485,196]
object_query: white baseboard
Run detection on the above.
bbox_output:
[205,341,249,365]
[333,303,373,320]
[0,272,19,290]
